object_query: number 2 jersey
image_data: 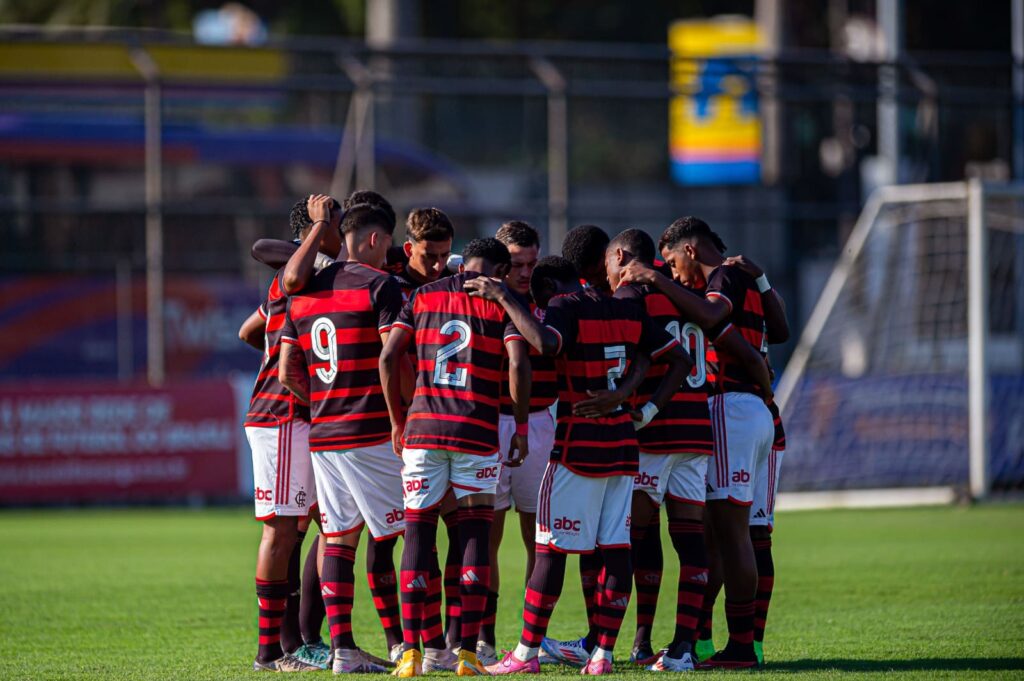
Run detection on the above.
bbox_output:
[614,282,714,456]
[543,288,679,477]
[280,261,404,452]
[392,272,518,456]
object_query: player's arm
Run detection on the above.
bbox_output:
[282,195,333,294]
[619,261,730,331]
[278,341,310,404]
[252,238,298,269]
[238,308,265,351]
[714,324,774,402]
[463,278,560,355]
[725,254,790,344]
[505,339,532,467]
[636,343,692,427]
[380,325,414,456]
[572,351,651,419]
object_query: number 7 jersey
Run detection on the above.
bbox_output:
[392,272,519,456]
[280,261,404,451]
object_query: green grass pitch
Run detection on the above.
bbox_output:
[1,504,1023,680]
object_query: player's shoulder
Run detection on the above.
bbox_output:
[612,281,647,302]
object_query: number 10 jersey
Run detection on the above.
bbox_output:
[392,272,518,456]
[280,261,404,452]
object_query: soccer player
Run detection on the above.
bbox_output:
[467,255,692,675]
[380,236,530,677]
[277,201,405,674]
[473,221,556,666]
[562,224,611,293]
[242,195,342,672]
[623,216,774,669]
[385,207,455,301]
[604,228,716,671]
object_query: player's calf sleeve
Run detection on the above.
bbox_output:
[441,511,462,645]
[668,519,708,648]
[579,550,602,648]
[632,515,663,643]
[280,530,305,653]
[751,534,774,644]
[321,544,357,650]
[366,534,403,650]
[400,506,439,650]
[299,535,326,644]
[519,545,566,649]
[723,599,756,650]
[480,590,499,646]
[457,505,494,652]
[594,547,632,654]
[255,578,290,662]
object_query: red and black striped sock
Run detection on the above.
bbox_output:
[723,599,756,653]
[422,550,446,649]
[367,534,403,650]
[255,578,290,663]
[632,515,663,646]
[594,548,632,653]
[751,535,775,644]
[299,535,326,644]
[442,512,462,648]
[400,506,438,651]
[280,530,305,654]
[321,543,357,650]
[697,579,720,643]
[519,545,566,649]
[668,518,708,654]
[457,505,494,652]
[579,551,602,650]
[480,590,499,646]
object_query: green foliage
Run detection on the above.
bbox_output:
[0,504,1022,679]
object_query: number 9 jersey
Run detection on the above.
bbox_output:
[392,272,520,456]
[279,262,404,451]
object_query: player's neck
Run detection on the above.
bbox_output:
[698,253,724,279]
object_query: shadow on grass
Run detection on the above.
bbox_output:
[768,658,1024,673]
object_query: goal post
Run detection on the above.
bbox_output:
[776,181,1024,508]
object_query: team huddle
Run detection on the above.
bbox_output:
[239,189,789,676]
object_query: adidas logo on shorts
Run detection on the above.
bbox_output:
[754,509,767,518]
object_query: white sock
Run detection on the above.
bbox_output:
[591,647,614,663]
[514,643,538,662]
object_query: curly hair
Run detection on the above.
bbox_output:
[658,216,727,255]
[561,224,609,273]
[289,197,340,240]
[462,237,510,267]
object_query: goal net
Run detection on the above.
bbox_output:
[775,181,1024,505]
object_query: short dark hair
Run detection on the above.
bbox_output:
[340,203,396,236]
[609,228,655,265]
[530,256,579,301]
[289,197,341,240]
[462,237,511,267]
[659,216,727,254]
[495,220,540,249]
[345,190,395,231]
[406,208,455,243]
[562,224,609,272]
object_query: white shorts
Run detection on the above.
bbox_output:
[535,463,632,553]
[311,444,405,540]
[750,447,784,529]
[246,421,317,520]
[635,451,709,507]
[496,411,556,513]
[401,448,501,510]
[706,393,774,506]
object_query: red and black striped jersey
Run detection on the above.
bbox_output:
[705,264,768,396]
[544,288,679,477]
[768,400,786,450]
[280,262,403,452]
[500,292,558,415]
[614,283,713,456]
[245,271,309,427]
[394,272,517,456]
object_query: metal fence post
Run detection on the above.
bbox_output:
[530,57,568,253]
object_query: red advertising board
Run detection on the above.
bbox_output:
[0,380,239,503]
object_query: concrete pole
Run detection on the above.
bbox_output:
[877,0,902,185]
[530,58,569,253]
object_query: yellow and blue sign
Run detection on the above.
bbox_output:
[669,18,761,185]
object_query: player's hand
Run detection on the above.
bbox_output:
[391,422,405,457]
[307,194,332,224]
[619,260,658,286]
[463,276,507,302]
[724,254,764,278]
[629,402,659,430]
[573,389,625,418]
[506,433,529,467]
